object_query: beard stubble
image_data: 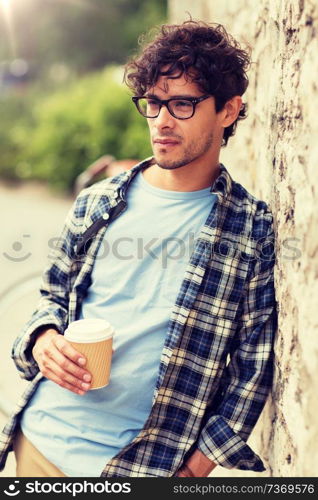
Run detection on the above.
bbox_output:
[154,129,215,170]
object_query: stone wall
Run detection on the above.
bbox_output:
[169,0,318,477]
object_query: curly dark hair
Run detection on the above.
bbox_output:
[124,20,251,146]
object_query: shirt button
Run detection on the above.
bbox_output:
[102,213,110,220]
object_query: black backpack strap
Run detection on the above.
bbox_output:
[74,199,126,257]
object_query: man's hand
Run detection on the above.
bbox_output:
[175,449,217,477]
[32,328,92,395]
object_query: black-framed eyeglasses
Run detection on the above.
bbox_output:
[132,94,212,120]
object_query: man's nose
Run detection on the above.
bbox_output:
[154,104,175,128]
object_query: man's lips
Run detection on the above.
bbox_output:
[153,138,180,145]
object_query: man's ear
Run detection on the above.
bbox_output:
[221,96,242,127]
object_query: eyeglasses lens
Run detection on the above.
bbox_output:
[138,98,159,118]
[137,98,194,119]
[169,99,194,118]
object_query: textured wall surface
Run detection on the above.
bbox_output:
[169,0,318,477]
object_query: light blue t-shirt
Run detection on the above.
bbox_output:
[20,171,216,476]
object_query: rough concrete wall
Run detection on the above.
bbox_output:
[169,0,318,477]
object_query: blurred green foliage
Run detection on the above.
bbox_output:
[0,67,152,191]
[0,0,167,72]
[0,0,167,191]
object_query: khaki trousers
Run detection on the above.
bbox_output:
[13,429,67,477]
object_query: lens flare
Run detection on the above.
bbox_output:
[1,0,11,13]
[1,0,17,58]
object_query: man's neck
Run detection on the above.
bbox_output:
[142,160,221,192]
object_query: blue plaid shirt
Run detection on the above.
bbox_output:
[0,158,277,477]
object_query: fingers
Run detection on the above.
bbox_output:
[50,343,90,382]
[175,470,187,477]
[174,466,194,477]
[54,335,86,367]
[41,358,90,395]
[40,364,86,396]
[33,329,92,394]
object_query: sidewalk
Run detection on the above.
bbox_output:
[0,181,72,478]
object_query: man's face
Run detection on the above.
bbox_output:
[146,72,226,171]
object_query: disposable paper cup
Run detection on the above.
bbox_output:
[64,319,114,390]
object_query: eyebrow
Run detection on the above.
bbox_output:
[145,93,198,99]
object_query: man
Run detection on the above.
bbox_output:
[0,20,277,477]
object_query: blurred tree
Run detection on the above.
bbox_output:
[0,1,166,189]
[0,0,167,73]
[0,67,152,191]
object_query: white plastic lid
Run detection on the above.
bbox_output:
[64,319,114,343]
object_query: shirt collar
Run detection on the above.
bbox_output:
[116,157,233,203]
[210,163,233,201]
